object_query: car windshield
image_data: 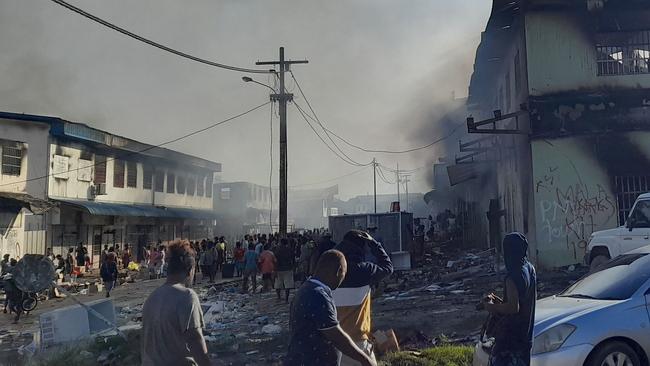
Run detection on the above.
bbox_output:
[560,254,650,300]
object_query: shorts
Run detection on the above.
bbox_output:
[274,270,295,289]
[262,273,273,280]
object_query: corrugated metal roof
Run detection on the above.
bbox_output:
[54,198,217,219]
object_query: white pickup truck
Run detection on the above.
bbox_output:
[586,193,650,270]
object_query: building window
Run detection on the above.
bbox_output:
[154,170,164,192]
[596,30,650,76]
[167,173,176,193]
[94,155,106,184]
[177,176,186,194]
[220,187,231,200]
[187,176,196,196]
[1,145,22,176]
[206,175,213,198]
[80,150,93,161]
[143,165,153,190]
[113,160,125,188]
[197,175,205,196]
[127,161,137,188]
[614,176,650,225]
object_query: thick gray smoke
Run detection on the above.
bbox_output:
[0,0,491,198]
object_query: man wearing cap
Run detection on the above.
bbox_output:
[333,230,393,365]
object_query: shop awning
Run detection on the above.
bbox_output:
[54,199,218,219]
[0,192,55,214]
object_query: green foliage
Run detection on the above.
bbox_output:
[381,346,474,366]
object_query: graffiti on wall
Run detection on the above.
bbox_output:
[536,165,616,261]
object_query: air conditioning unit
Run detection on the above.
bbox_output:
[93,183,107,196]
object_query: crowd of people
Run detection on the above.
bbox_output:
[2,227,538,365]
[137,229,536,366]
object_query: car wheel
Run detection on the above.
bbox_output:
[587,341,640,366]
[590,255,610,272]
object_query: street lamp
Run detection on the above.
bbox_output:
[242,76,277,93]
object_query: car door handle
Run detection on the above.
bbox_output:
[624,237,633,240]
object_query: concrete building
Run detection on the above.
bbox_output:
[333,193,429,219]
[0,111,220,263]
[213,182,338,236]
[459,0,650,268]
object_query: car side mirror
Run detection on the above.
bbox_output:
[645,287,650,296]
[627,218,636,231]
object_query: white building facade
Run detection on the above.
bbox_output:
[0,112,220,265]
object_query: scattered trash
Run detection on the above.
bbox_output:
[261,324,282,335]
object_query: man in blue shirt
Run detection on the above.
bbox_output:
[241,243,259,293]
[286,250,376,366]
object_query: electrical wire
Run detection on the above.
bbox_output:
[0,101,271,187]
[289,165,370,188]
[49,0,270,74]
[292,103,373,167]
[293,101,364,166]
[376,165,395,185]
[290,70,467,154]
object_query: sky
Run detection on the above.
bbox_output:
[0,0,492,200]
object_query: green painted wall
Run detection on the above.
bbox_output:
[531,138,618,268]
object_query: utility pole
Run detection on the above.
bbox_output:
[403,174,411,212]
[396,162,401,209]
[257,47,308,237]
[373,158,377,213]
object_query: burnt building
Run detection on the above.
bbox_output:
[459,0,650,268]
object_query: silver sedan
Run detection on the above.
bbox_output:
[474,247,650,366]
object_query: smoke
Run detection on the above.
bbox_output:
[0,0,491,197]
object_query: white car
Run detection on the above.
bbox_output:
[586,193,650,270]
[474,245,650,366]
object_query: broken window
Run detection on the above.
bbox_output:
[167,173,176,193]
[597,30,650,75]
[614,176,650,225]
[177,176,186,194]
[514,51,521,95]
[206,174,213,198]
[127,161,137,188]
[154,170,164,192]
[1,145,22,176]
[187,176,196,196]
[113,160,125,188]
[197,175,205,196]
[143,165,153,190]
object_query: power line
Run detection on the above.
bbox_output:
[376,165,395,185]
[289,71,362,165]
[289,166,370,188]
[0,101,271,187]
[49,0,270,74]
[293,100,363,166]
[290,70,467,154]
[292,102,373,167]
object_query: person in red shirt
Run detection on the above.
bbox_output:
[233,242,246,277]
[258,244,276,292]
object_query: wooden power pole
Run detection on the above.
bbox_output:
[257,47,308,237]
